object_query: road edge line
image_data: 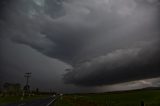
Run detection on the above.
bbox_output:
[46,98,56,106]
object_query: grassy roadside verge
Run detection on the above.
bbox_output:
[0,95,49,105]
[54,90,160,106]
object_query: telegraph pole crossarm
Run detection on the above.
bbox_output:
[24,72,32,94]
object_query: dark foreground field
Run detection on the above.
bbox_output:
[54,90,160,106]
[0,95,50,105]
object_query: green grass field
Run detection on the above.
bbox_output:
[54,90,160,106]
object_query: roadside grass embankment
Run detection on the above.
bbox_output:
[0,95,49,105]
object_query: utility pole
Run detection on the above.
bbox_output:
[24,72,31,93]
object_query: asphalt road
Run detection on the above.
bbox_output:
[0,97,56,106]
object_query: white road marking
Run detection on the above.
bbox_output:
[46,98,56,106]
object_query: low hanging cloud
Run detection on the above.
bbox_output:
[0,0,160,87]
[64,42,160,86]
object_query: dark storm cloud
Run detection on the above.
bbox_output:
[61,0,160,86]
[64,42,160,86]
[0,0,160,88]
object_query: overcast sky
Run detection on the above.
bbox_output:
[0,0,160,93]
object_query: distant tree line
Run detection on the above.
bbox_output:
[0,82,56,97]
[1,82,22,96]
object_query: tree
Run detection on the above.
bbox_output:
[3,82,21,96]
